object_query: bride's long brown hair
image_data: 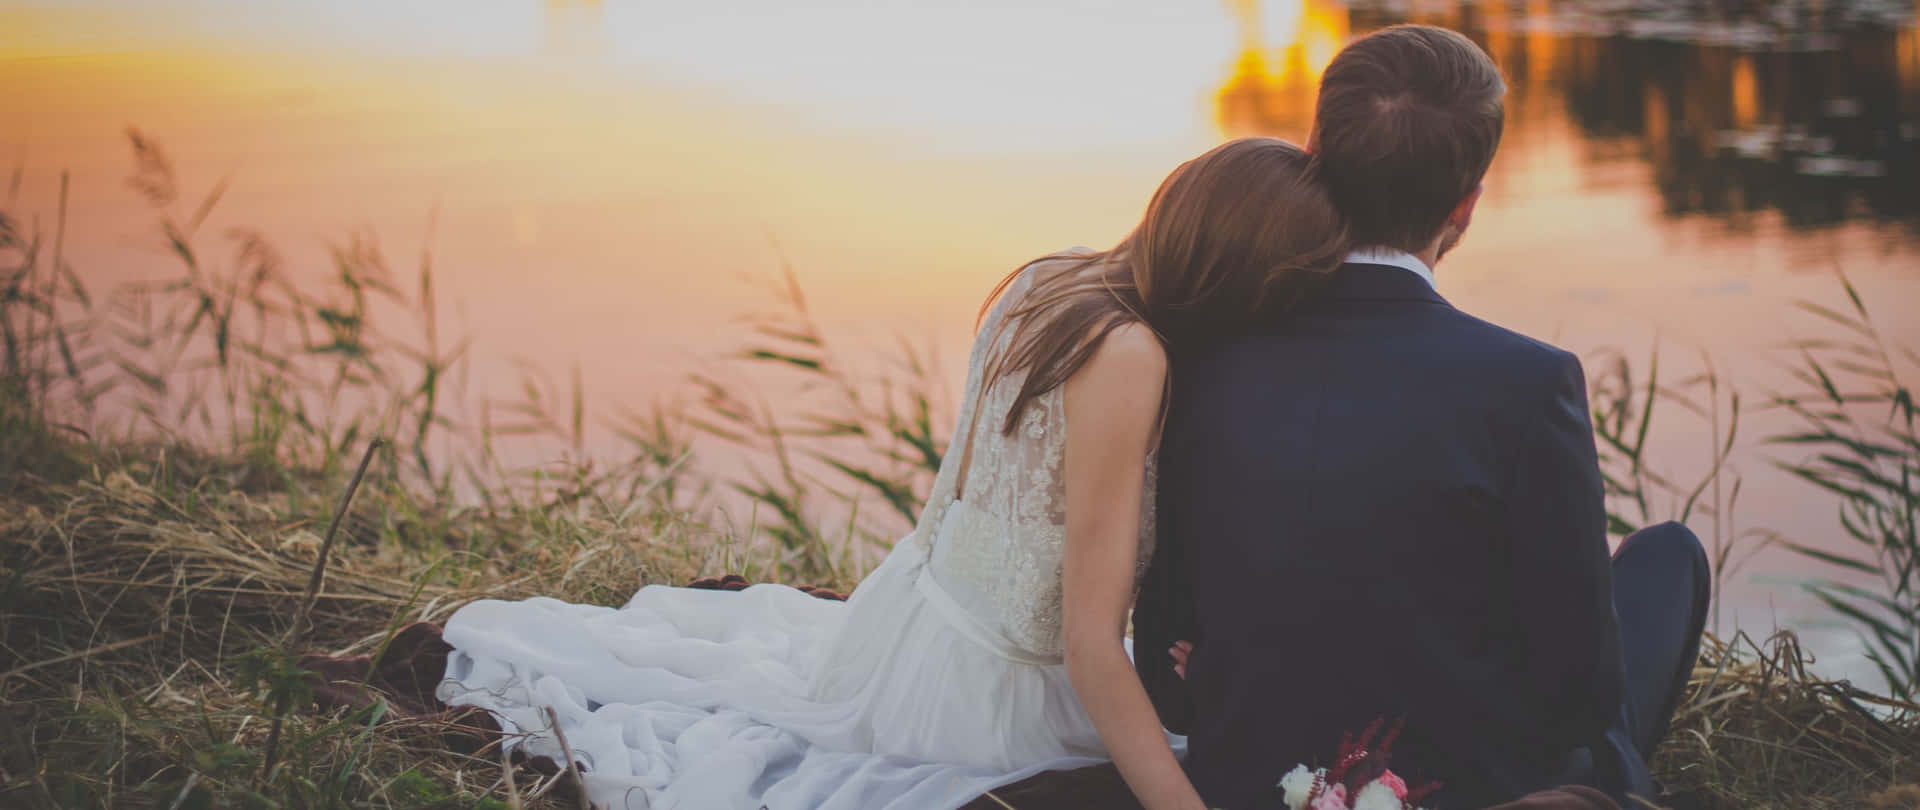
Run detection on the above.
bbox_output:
[980,137,1348,435]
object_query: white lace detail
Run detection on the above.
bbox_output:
[919,253,1158,660]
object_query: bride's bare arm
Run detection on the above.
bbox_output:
[1061,323,1208,810]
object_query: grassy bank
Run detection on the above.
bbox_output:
[3,133,1918,808]
[0,400,747,809]
[3,413,1915,809]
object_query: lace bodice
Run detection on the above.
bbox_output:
[907,252,1158,661]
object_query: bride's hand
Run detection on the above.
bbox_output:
[1168,640,1193,680]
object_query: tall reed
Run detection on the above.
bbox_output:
[1588,345,1759,634]
[1771,274,1919,699]
[687,262,948,580]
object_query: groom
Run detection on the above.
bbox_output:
[1133,25,1709,810]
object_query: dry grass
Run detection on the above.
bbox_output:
[0,426,788,809]
[1653,633,1920,810]
[3,430,1915,809]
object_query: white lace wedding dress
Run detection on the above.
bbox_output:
[438,254,1163,810]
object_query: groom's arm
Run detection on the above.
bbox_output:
[1131,540,1194,734]
[1505,350,1624,748]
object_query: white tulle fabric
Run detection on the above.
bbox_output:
[438,253,1164,809]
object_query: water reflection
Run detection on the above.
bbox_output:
[1217,0,1350,138]
[1570,33,1917,230]
[1216,0,1920,235]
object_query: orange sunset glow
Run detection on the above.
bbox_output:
[1217,0,1352,137]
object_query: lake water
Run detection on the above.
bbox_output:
[4,0,1918,690]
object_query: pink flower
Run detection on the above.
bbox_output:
[1378,770,1408,800]
[1308,783,1349,810]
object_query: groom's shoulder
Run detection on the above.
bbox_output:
[1436,306,1583,379]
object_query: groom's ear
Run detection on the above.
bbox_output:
[1447,184,1485,233]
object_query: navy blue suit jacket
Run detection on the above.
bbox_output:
[1134,263,1624,810]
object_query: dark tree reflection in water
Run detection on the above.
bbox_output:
[1217,0,1920,241]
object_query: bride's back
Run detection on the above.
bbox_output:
[797,252,1161,772]
[918,253,1157,662]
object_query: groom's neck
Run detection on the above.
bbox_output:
[1412,223,1466,282]
[1412,244,1443,281]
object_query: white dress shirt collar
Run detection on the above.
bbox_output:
[1344,247,1435,290]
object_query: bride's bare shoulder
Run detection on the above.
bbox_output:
[1093,322,1167,377]
[1064,321,1166,439]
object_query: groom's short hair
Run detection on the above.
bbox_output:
[1313,25,1506,253]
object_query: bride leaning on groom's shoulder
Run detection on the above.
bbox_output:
[406,23,1712,810]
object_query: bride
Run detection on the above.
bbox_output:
[438,138,1348,810]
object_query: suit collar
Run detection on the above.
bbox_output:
[1345,247,1435,289]
[1323,262,1452,307]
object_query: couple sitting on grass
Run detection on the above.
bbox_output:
[434,25,1710,810]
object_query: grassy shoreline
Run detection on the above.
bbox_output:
[0,396,773,809]
[3,403,1916,809]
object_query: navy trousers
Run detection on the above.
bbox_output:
[1594,522,1711,807]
